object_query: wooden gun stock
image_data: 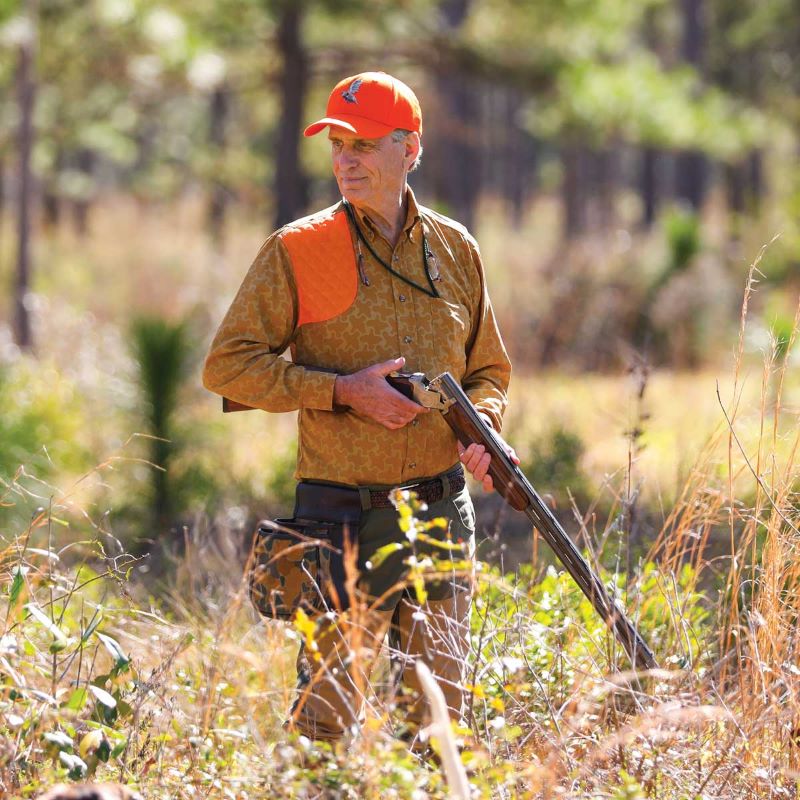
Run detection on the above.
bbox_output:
[222,397,253,413]
[443,399,530,511]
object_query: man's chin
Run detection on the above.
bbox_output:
[341,188,370,207]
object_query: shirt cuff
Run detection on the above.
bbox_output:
[300,369,337,411]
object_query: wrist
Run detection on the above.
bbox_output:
[333,374,351,408]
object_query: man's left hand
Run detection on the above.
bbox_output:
[457,414,520,493]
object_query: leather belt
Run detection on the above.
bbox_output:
[367,465,465,509]
[293,465,466,521]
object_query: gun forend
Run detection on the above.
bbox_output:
[428,372,529,511]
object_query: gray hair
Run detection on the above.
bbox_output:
[392,128,423,172]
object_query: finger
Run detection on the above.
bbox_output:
[482,474,494,492]
[387,395,427,416]
[463,444,485,473]
[460,442,479,460]
[374,356,406,376]
[468,450,488,477]
[383,384,427,414]
[395,397,429,415]
[472,451,492,482]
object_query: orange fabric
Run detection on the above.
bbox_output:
[304,71,422,138]
[281,211,358,328]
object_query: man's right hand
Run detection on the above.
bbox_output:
[333,357,428,430]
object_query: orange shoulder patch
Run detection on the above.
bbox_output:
[281,211,358,328]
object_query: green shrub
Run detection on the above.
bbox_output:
[130,315,193,529]
[521,426,590,506]
[663,206,701,280]
[0,360,91,482]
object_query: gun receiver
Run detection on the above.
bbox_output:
[220,371,658,670]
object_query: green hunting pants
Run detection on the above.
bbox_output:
[288,485,476,742]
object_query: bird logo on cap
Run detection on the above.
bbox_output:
[341,78,362,104]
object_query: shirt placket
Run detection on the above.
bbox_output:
[392,229,426,482]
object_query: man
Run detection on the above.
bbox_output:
[203,71,515,743]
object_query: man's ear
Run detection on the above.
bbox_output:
[404,132,421,165]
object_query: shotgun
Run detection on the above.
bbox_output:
[388,370,658,671]
[221,371,659,671]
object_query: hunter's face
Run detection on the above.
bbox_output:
[329,130,418,216]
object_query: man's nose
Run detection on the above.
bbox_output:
[339,148,359,169]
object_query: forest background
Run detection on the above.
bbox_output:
[0,0,799,797]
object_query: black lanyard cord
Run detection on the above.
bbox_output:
[342,199,440,299]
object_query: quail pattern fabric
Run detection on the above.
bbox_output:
[249,523,327,619]
[203,188,512,487]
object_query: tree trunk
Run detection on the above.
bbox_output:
[273,1,309,229]
[747,148,763,214]
[72,148,94,237]
[503,87,537,228]
[725,162,746,215]
[639,146,659,228]
[724,161,746,240]
[561,144,587,239]
[207,85,230,248]
[639,8,663,228]
[590,148,616,233]
[42,145,63,228]
[14,2,37,351]
[675,0,707,211]
[0,155,4,241]
[675,150,707,211]
[430,0,480,231]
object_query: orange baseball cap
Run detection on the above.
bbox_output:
[304,71,422,139]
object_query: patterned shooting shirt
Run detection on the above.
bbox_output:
[202,188,511,487]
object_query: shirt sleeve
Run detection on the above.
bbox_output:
[461,237,512,432]
[202,233,337,412]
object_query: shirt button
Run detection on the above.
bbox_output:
[409,462,417,469]
[399,294,407,302]
[411,419,419,427]
[392,254,399,263]
[403,335,412,344]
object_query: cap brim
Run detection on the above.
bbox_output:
[303,115,395,139]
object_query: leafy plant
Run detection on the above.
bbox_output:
[663,206,702,281]
[130,315,193,530]
[522,426,590,506]
[0,361,90,485]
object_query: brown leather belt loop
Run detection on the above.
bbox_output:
[358,486,373,511]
